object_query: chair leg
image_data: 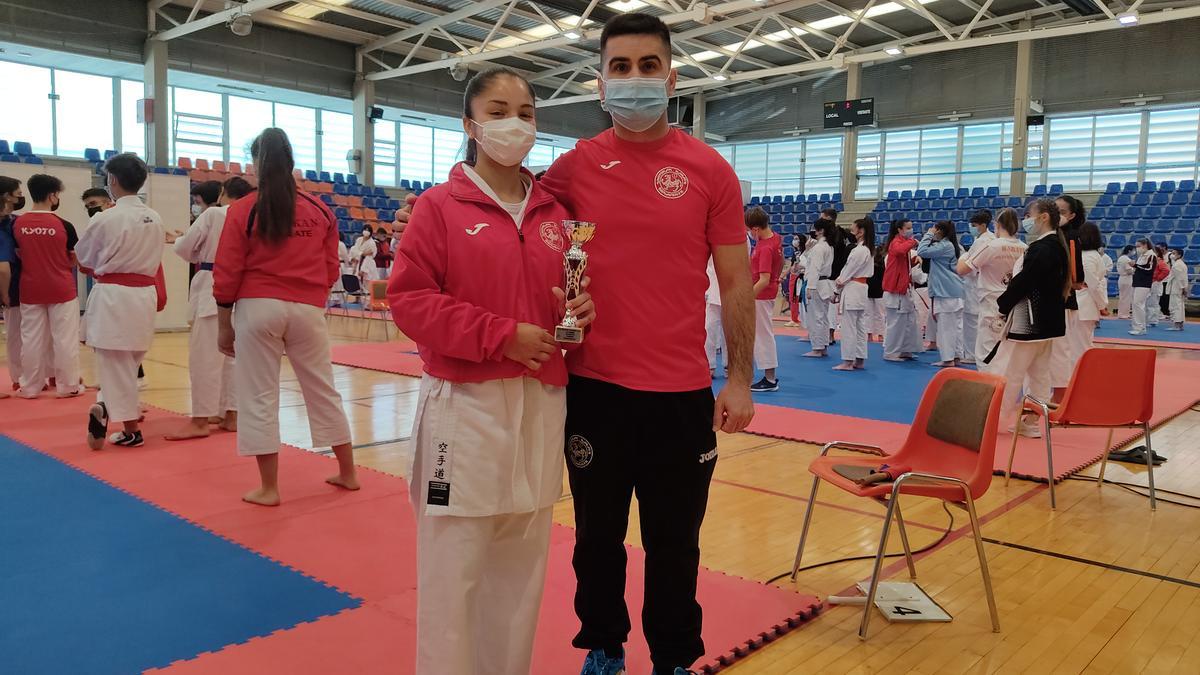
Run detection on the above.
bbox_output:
[1098,428,1114,484]
[790,476,821,580]
[1005,406,1023,484]
[1143,422,1157,511]
[859,494,899,640]
[963,491,1001,632]
[893,498,917,579]
[1043,417,1056,510]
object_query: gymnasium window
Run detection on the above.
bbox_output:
[960,123,1004,192]
[0,60,53,155]
[398,123,433,186]
[172,88,223,165]
[55,70,113,158]
[1145,108,1200,183]
[527,143,556,170]
[764,140,802,196]
[917,127,957,192]
[119,79,146,158]
[374,120,398,187]
[1046,115,1097,191]
[432,129,464,182]
[803,136,843,196]
[1090,112,1141,189]
[855,133,882,200]
[274,103,318,172]
[228,96,274,167]
[733,143,769,198]
[320,110,354,176]
[882,130,920,195]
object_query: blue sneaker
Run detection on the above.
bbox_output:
[580,649,625,675]
[650,669,698,675]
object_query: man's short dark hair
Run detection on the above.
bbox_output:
[27,174,64,203]
[821,207,838,222]
[970,209,993,226]
[222,176,254,200]
[0,176,19,197]
[1078,222,1104,251]
[601,12,671,58]
[745,206,770,229]
[80,187,110,202]
[191,180,222,206]
[104,153,148,194]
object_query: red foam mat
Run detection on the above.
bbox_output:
[1,390,820,674]
[326,347,1200,484]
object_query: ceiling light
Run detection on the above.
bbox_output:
[283,0,352,20]
[1117,12,1139,25]
[564,30,581,40]
[885,47,903,56]
[712,73,728,81]
[228,13,253,37]
[606,0,647,11]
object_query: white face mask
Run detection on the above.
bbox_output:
[601,77,669,133]
[472,117,536,167]
[191,203,203,218]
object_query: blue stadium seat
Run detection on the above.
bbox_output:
[1154,220,1173,233]
[1007,197,1023,208]
[1140,181,1157,193]
[104,150,117,159]
[400,179,412,190]
[748,196,761,205]
[1163,205,1182,218]
[1173,219,1193,233]
[927,189,941,199]
[333,183,348,196]
[1032,184,1047,196]
[318,171,332,182]
[333,173,345,184]
[832,193,842,202]
[951,210,967,222]
[1126,206,1145,218]
[319,194,334,205]
[1133,194,1150,206]
[1117,221,1135,233]
[918,210,934,222]
[380,187,392,196]
[1151,193,1169,205]
[1115,194,1132,206]
[970,187,985,198]
[1159,180,1176,193]
[914,189,927,199]
[1170,192,1188,205]
[1048,184,1064,195]
[901,200,917,211]
[1109,234,1128,248]
[961,234,974,248]
[886,191,900,201]
[0,140,8,154]
[1179,180,1196,192]
[914,199,930,210]
[955,188,969,198]
[152,167,169,174]
[84,148,101,162]
[986,187,1000,198]
[769,195,781,204]
[900,190,913,200]
[1169,234,1189,248]
[347,174,359,185]
[819,193,831,203]
[171,168,188,176]
[23,156,42,165]
[13,141,33,156]
[2,153,22,163]
[1145,205,1163,218]
[1092,207,1108,219]
[1122,181,1138,194]
[1096,194,1114,207]
[1104,182,1121,194]
[335,207,350,219]
[933,210,950,221]
[305,170,318,181]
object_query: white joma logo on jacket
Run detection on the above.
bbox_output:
[465,223,490,236]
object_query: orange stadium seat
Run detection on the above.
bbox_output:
[177,157,193,170]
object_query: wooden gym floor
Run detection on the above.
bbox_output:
[5,316,1200,674]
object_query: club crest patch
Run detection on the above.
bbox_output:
[568,434,594,469]
[539,221,565,252]
[654,166,689,200]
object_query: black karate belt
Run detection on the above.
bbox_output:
[199,262,214,271]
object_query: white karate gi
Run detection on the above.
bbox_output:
[704,258,725,371]
[3,305,20,386]
[960,230,993,364]
[17,298,80,397]
[804,239,833,351]
[836,243,873,363]
[76,195,164,424]
[1168,258,1189,325]
[961,235,1027,371]
[173,204,236,418]
[1073,249,1110,362]
[1116,254,1134,319]
[351,234,379,284]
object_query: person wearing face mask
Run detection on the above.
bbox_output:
[916,220,966,367]
[957,208,1027,372]
[1116,245,1136,319]
[785,233,808,328]
[1130,238,1156,335]
[746,207,783,391]
[958,210,992,365]
[881,219,921,361]
[803,218,836,358]
[0,176,26,397]
[81,187,115,218]
[1167,248,1189,331]
[1153,243,1171,324]
[76,154,165,449]
[11,174,82,399]
[190,180,221,221]
[387,66,595,675]
[391,16,756,675]
[372,227,393,277]
[833,218,876,371]
[350,224,378,286]
[165,176,253,441]
[993,198,1070,437]
[1051,195,1088,401]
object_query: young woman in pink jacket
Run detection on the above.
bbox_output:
[387,66,595,675]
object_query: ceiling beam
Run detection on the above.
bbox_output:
[360,0,511,55]
[153,0,289,41]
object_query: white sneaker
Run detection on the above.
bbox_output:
[137,376,147,390]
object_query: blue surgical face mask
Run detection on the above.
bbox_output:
[1021,217,1036,234]
[601,77,669,133]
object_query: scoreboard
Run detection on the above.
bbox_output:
[824,98,876,129]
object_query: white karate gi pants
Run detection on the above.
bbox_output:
[4,305,22,386]
[962,309,979,364]
[839,309,868,362]
[1050,310,1082,389]
[1117,276,1133,319]
[1170,292,1185,325]
[997,339,1054,426]
[883,292,921,358]
[753,299,778,371]
[975,307,1006,372]
[1149,282,1164,324]
[933,297,963,363]
[704,302,725,371]
[189,314,237,418]
[233,298,351,456]
[17,299,81,397]
[1131,287,1151,334]
[866,298,885,337]
[95,348,146,423]
[806,292,831,351]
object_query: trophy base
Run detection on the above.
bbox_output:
[555,325,584,344]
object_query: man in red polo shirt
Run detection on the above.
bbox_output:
[13,173,81,399]
[746,206,783,391]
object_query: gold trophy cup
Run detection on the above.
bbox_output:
[555,220,596,344]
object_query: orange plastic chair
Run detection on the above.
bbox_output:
[348,196,363,207]
[301,180,320,193]
[245,163,256,176]
[177,157,193,170]
[293,169,304,182]
[228,162,242,175]
[195,158,210,171]
[315,182,333,194]
[792,368,1004,639]
[1007,347,1158,510]
[363,208,379,221]
[212,160,228,174]
[333,194,349,206]
[349,207,366,221]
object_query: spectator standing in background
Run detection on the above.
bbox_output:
[0,176,26,397]
[747,207,782,392]
[1116,245,1135,319]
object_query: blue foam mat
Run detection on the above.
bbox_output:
[0,436,360,674]
[715,336,967,425]
[1094,317,1199,346]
